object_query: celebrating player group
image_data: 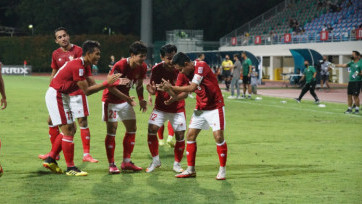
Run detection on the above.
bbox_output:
[40,27,227,180]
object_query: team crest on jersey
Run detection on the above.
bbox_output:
[58,58,62,62]
[79,68,84,76]
[198,67,203,74]
[69,56,74,61]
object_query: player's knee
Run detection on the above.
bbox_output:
[77,117,88,128]
[175,131,185,141]
[147,125,158,134]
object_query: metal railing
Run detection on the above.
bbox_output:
[220,31,360,47]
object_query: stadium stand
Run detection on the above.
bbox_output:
[220,0,362,46]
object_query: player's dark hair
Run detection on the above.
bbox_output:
[54,27,68,39]
[242,52,247,56]
[160,44,177,57]
[233,54,240,59]
[197,53,204,58]
[82,40,101,56]
[172,52,191,67]
[352,50,360,56]
[129,41,147,55]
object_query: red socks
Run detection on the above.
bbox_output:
[49,126,59,144]
[147,133,159,157]
[167,121,174,136]
[49,133,63,159]
[62,135,75,167]
[105,134,116,164]
[80,127,90,154]
[123,132,135,159]
[186,141,197,167]
[157,125,164,140]
[174,140,185,162]
[216,141,228,167]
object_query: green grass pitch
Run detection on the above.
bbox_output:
[0,76,361,203]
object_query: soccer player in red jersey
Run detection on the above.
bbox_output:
[145,44,188,173]
[102,41,148,174]
[159,52,227,180]
[39,27,98,163]
[43,40,124,176]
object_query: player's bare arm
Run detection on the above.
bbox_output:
[77,73,121,96]
[136,79,147,112]
[50,69,58,81]
[248,65,252,77]
[108,86,136,106]
[164,92,188,105]
[86,76,96,86]
[0,71,6,110]
[335,64,348,68]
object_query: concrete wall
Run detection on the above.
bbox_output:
[219,41,362,83]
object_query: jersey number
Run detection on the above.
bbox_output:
[66,111,73,121]
[150,113,157,121]
[108,110,117,119]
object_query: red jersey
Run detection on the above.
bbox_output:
[51,44,83,70]
[50,44,85,96]
[102,58,147,103]
[177,61,224,110]
[150,62,185,113]
[50,58,92,94]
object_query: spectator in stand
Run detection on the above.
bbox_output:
[108,55,116,71]
[327,24,333,33]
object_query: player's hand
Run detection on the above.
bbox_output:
[164,96,176,105]
[139,99,147,112]
[126,96,137,106]
[248,73,251,77]
[146,81,157,94]
[112,77,130,86]
[106,73,122,85]
[1,98,7,110]
[160,78,172,91]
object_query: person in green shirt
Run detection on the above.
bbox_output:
[295,60,320,103]
[335,51,362,114]
[241,52,253,99]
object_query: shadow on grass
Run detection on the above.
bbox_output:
[145,173,238,203]
[198,163,335,179]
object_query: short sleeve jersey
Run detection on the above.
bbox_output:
[49,58,91,94]
[51,45,86,96]
[242,58,252,76]
[347,60,362,82]
[102,58,147,103]
[221,60,233,71]
[177,61,224,110]
[150,62,185,113]
[51,45,83,70]
[304,66,316,83]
